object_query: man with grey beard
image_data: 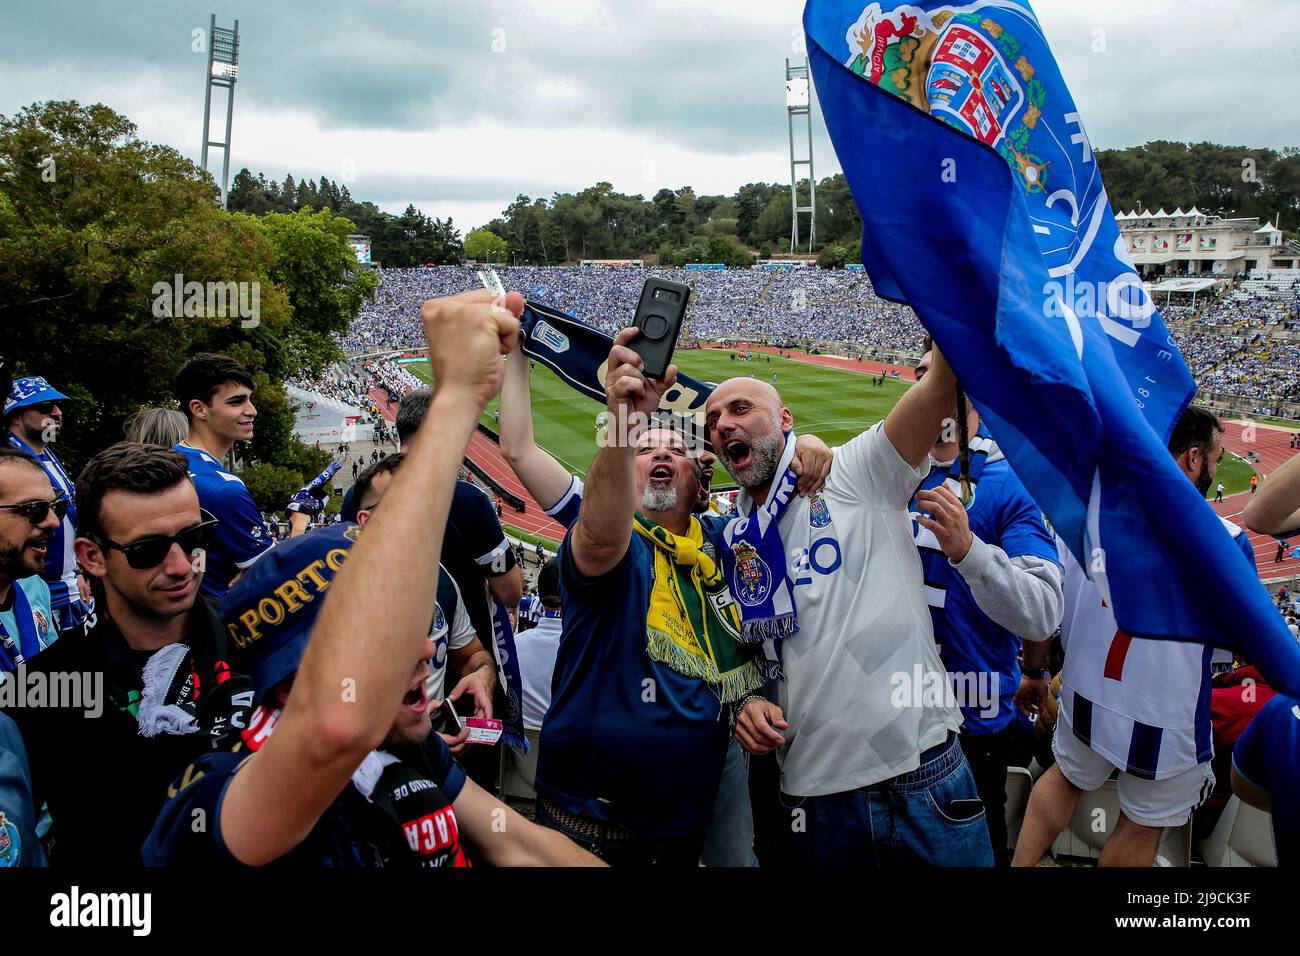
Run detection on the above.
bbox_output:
[706,346,995,867]
[533,328,759,866]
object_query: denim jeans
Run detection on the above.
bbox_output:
[700,735,759,867]
[778,732,995,867]
[534,800,705,867]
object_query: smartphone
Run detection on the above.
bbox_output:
[629,278,691,380]
[432,699,462,736]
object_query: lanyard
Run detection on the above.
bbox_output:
[0,583,42,670]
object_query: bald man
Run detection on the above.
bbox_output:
[705,347,994,867]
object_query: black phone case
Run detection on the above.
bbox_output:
[630,278,691,379]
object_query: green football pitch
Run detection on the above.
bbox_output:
[405,351,1258,494]
[405,351,910,489]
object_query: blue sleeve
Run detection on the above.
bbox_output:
[211,483,275,568]
[455,484,516,577]
[545,476,584,530]
[142,753,245,867]
[0,712,46,866]
[1232,695,1298,792]
[423,731,467,802]
[995,473,1060,564]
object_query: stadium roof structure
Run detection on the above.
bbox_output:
[1149,277,1227,293]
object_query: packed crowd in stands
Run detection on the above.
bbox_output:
[331,266,1300,414]
[5,282,1299,876]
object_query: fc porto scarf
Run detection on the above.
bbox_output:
[521,301,715,430]
[489,599,530,753]
[0,583,46,673]
[632,514,761,703]
[720,431,801,681]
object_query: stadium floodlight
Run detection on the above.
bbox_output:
[200,14,240,209]
[786,59,816,254]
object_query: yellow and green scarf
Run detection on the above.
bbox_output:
[633,513,763,703]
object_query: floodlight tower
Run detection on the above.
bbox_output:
[200,14,240,208]
[786,58,816,254]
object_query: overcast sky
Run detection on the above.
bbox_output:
[3,0,1296,230]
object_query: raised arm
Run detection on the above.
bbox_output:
[1244,451,1300,536]
[569,328,676,578]
[219,290,521,866]
[500,337,575,509]
[883,343,957,469]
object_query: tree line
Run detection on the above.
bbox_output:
[2,100,375,508]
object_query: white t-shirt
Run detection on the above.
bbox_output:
[428,573,476,703]
[517,612,563,731]
[772,422,962,797]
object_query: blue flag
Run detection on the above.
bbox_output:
[804,0,1300,694]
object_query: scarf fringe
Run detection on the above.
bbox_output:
[740,614,799,645]
[755,658,786,682]
[648,629,766,704]
[647,627,722,684]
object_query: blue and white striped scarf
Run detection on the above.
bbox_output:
[720,431,800,681]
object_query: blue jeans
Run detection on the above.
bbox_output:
[701,735,758,867]
[779,732,995,867]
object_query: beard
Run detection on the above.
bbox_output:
[382,708,433,750]
[729,429,785,489]
[640,484,680,514]
[1194,462,1213,498]
[0,531,49,580]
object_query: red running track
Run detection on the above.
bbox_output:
[1213,420,1300,583]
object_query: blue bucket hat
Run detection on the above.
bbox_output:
[5,377,69,415]
[220,522,363,699]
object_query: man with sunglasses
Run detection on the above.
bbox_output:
[0,448,61,674]
[7,443,255,866]
[173,354,276,600]
[5,377,92,637]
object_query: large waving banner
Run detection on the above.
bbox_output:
[804,0,1300,694]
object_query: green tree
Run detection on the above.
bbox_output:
[465,228,508,263]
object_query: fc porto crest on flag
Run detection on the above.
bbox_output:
[731,541,773,608]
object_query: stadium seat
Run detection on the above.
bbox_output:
[1197,796,1278,867]
[1050,779,1193,866]
[1004,766,1035,852]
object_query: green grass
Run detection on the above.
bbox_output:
[407,351,910,486]
[1216,452,1257,496]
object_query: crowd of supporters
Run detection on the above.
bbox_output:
[3,277,1298,873]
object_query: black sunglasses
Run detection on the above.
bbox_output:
[0,496,70,525]
[27,401,60,414]
[99,512,220,570]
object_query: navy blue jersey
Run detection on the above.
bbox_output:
[442,481,516,644]
[911,454,1059,733]
[536,528,729,839]
[173,444,274,598]
[1233,693,1300,866]
[143,723,468,867]
[0,712,46,866]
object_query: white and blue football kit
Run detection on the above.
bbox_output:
[173,444,274,599]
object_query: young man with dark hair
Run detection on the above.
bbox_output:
[8,442,256,866]
[172,354,274,599]
[0,448,61,672]
[5,377,92,636]
[145,289,599,868]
